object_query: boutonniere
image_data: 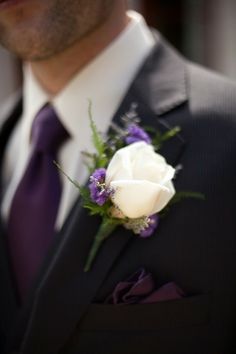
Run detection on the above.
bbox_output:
[55,102,203,271]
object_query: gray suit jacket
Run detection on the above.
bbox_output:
[1,34,236,354]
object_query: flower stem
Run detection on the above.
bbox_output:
[84,219,117,272]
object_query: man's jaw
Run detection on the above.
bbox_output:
[0,0,29,11]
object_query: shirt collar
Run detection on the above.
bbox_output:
[22,10,156,148]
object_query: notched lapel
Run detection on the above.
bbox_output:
[112,86,186,168]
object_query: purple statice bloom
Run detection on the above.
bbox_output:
[89,168,111,206]
[125,123,151,145]
[140,214,159,238]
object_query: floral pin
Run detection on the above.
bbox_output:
[55,102,203,271]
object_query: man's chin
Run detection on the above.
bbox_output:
[0,37,39,61]
[0,0,31,12]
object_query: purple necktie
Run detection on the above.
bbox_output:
[8,104,69,302]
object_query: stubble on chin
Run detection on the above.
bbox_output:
[0,9,78,61]
[0,0,114,62]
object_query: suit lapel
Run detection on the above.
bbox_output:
[0,99,23,336]
[19,35,188,354]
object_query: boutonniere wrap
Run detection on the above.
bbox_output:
[56,102,202,271]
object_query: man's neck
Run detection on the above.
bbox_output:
[29,5,128,96]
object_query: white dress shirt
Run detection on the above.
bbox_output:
[2,11,156,229]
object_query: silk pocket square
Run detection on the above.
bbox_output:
[105,268,185,305]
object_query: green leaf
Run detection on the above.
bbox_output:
[151,126,181,150]
[159,191,205,217]
[169,191,205,206]
[84,203,105,216]
[159,191,205,218]
[160,126,181,142]
[53,161,81,190]
[88,99,108,168]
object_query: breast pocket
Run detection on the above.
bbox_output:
[79,294,210,331]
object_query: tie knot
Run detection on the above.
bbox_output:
[31,104,69,153]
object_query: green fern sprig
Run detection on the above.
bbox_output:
[88,100,108,168]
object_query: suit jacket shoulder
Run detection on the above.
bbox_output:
[187,61,236,122]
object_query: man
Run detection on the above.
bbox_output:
[0,1,236,353]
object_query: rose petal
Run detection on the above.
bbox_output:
[110,180,175,218]
[105,147,133,184]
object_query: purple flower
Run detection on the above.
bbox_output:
[89,168,112,206]
[140,214,159,238]
[125,123,151,145]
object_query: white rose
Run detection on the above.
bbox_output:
[105,141,175,219]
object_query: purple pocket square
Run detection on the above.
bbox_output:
[105,268,185,305]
